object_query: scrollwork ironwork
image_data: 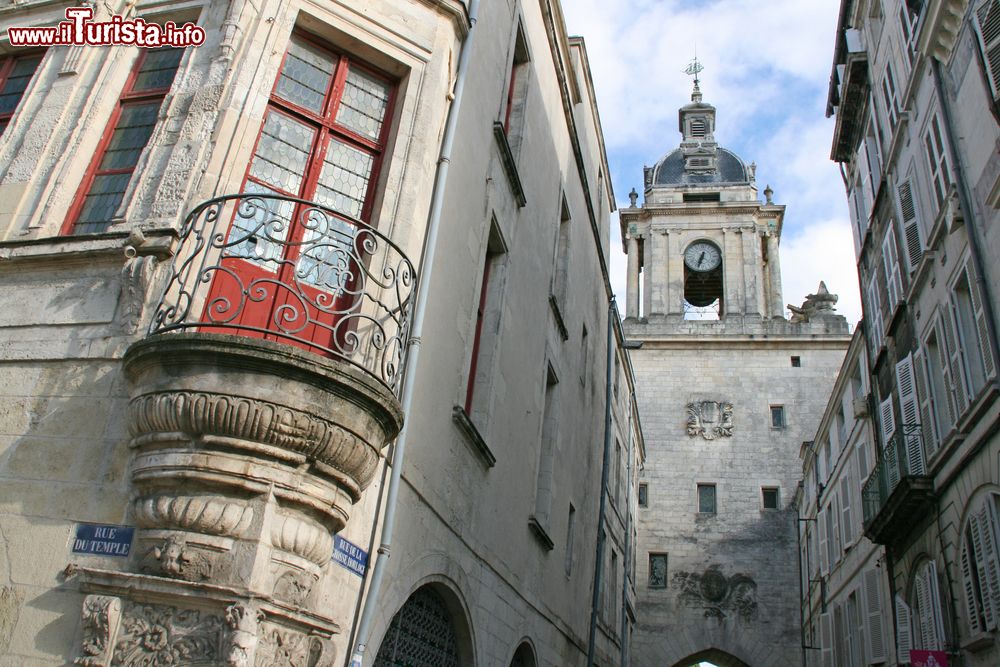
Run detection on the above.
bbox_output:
[150,193,415,391]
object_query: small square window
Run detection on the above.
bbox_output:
[638,483,648,507]
[697,484,716,514]
[762,487,780,510]
[771,405,785,429]
[791,356,801,367]
[648,553,668,588]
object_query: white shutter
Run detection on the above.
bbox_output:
[961,535,985,633]
[821,611,834,667]
[833,494,842,559]
[914,562,935,649]
[895,354,925,476]
[819,506,830,576]
[864,568,888,663]
[841,475,853,547]
[866,278,885,355]
[935,315,959,424]
[965,257,997,379]
[974,0,1000,101]
[882,230,902,313]
[978,499,1000,629]
[879,395,896,445]
[914,350,939,456]
[924,560,947,649]
[944,304,970,414]
[895,594,913,664]
[827,506,838,569]
[896,178,923,272]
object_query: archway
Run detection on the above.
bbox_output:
[670,648,752,667]
[373,584,472,667]
[509,641,536,667]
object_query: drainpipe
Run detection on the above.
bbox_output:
[347,1,480,664]
[931,59,1000,384]
[587,298,616,667]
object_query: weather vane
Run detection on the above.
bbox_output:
[684,56,704,84]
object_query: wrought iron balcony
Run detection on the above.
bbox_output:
[861,424,935,545]
[150,192,416,390]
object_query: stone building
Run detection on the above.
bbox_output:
[797,329,899,667]
[0,0,643,665]
[816,0,1000,664]
[621,81,853,667]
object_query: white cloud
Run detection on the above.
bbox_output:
[562,0,860,325]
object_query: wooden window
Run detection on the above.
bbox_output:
[880,64,899,133]
[863,568,889,662]
[0,51,44,136]
[65,48,183,234]
[761,487,779,510]
[648,553,667,588]
[961,493,1000,633]
[533,364,559,527]
[952,259,996,397]
[697,483,716,514]
[503,26,530,137]
[638,482,648,507]
[204,33,396,353]
[924,113,952,213]
[912,560,947,650]
[974,0,1000,102]
[896,175,923,272]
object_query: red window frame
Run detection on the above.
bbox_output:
[203,30,397,352]
[62,47,183,235]
[0,50,45,136]
[465,257,493,413]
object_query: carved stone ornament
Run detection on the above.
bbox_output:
[686,400,734,440]
[142,535,214,581]
[133,494,254,539]
[75,595,122,667]
[113,601,224,665]
[226,603,264,667]
[255,623,336,667]
[672,565,759,623]
[272,570,319,607]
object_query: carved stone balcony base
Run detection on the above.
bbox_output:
[71,567,339,667]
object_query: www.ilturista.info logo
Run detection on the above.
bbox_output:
[8,6,206,48]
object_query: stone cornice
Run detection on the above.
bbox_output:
[415,0,470,38]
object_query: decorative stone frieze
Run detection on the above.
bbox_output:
[75,595,121,667]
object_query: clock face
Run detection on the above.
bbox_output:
[684,241,721,272]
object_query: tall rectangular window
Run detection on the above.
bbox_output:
[533,364,559,528]
[698,483,717,514]
[503,26,530,139]
[973,0,1000,102]
[550,195,572,307]
[770,405,786,429]
[0,51,43,136]
[638,482,648,508]
[880,64,899,132]
[65,48,184,234]
[925,113,952,213]
[465,222,507,420]
[762,487,780,510]
[648,553,667,588]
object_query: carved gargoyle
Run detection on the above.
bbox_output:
[788,281,839,323]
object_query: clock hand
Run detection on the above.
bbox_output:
[698,251,705,267]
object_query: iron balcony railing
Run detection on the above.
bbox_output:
[861,424,926,527]
[149,193,416,391]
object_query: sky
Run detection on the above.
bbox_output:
[560,0,863,325]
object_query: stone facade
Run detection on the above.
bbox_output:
[0,1,641,666]
[817,1,1000,666]
[623,83,852,667]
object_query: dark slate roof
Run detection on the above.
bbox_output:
[652,147,749,187]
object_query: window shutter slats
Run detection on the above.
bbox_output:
[961,537,984,633]
[936,316,959,424]
[896,178,923,271]
[821,611,834,667]
[882,231,902,313]
[914,351,939,456]
[965,257,997,379]
[980,501,1000,629]
[819,507,829,576]
[924,560,947,649]
[914,565,933,648]
[841,476,853,546]
[864,568,888,663]
[879,395,896,446]
[975,0,1000,100]
[895,594,913,664]
[896,354,925,475]
[970,510,998,629]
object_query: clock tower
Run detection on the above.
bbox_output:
[623,76,852,667]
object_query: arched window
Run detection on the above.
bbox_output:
[960,492,1000,634]
[909,559,946,651]
[374,586,461,667]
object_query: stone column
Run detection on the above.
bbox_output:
[668,231,684,316]
[642,233,652,317]
[743,228,760,315]
[626,234,640,318]
[722,227,738,317]
[650,230,669,315]
[767,231,784,318]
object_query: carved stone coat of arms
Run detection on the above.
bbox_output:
[686,400,734,440]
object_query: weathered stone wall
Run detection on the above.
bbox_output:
[630,337,849,667]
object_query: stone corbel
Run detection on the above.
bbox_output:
[75,595,122,667]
